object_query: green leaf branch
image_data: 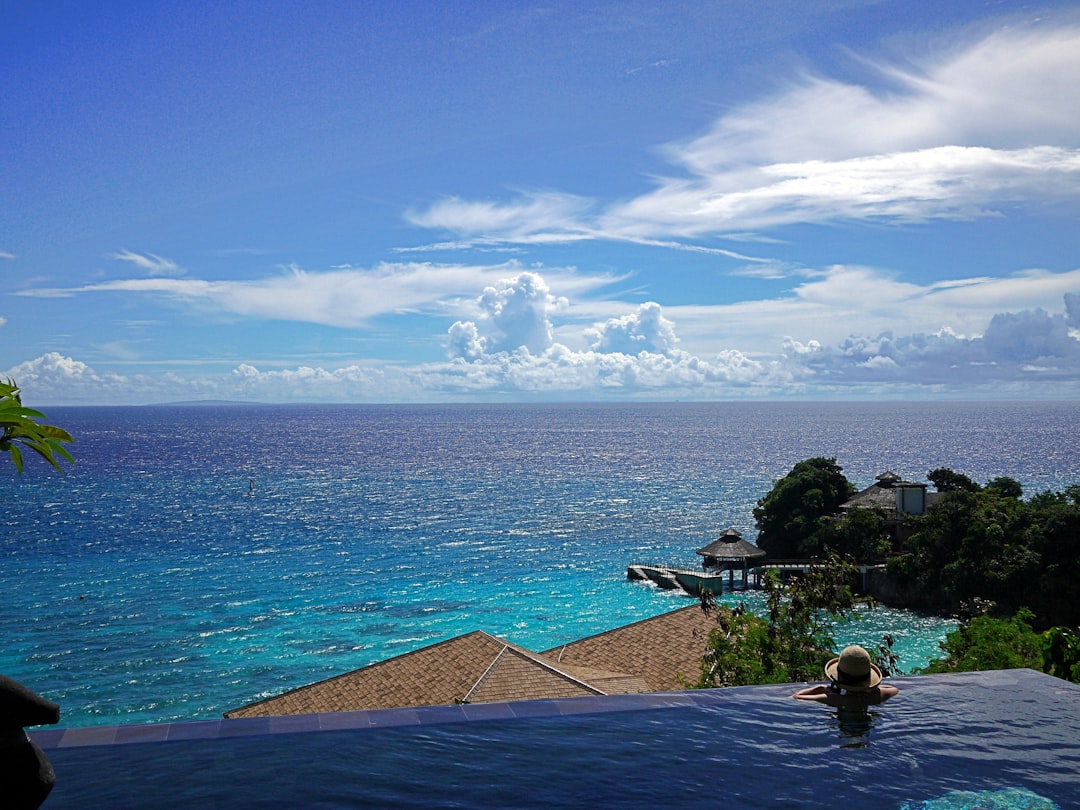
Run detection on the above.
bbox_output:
[0,379,74,473]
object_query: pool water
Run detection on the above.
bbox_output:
[33,669,1080,809]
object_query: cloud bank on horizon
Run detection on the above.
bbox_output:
[3,4,1080,404]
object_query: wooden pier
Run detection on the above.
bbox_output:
[628,559,887,596]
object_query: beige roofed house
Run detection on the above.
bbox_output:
[224,605,715,718]
[840,471,940,545]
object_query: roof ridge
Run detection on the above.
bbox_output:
[495,643,609,695]
[463,644,510,702]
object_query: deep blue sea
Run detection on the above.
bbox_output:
[3,401,1079,728]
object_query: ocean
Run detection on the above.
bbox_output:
[3,401,1078,728]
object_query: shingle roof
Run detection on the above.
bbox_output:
[696,530,767,560]
[841,472,932,516]
[224,631,612,718]
[542,604,714,692]
[223,605,715,718]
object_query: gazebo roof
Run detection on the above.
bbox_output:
[696,528,766,560]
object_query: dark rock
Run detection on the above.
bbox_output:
[0,675,60,728]
[1,675,60,810]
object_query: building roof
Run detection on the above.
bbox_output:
[224,605,715,718]
[541,604,714,692]
[841,471,931,514]
[696,528,767,560]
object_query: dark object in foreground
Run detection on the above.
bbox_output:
[1,674,60,810]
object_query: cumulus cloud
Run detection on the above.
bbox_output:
[661,266,1080,360]
[981,308,1079,362]
[111,249,184,277]
[586,302,679,355]
[411,24,1080,245]
[447,272,567,357]
[777,296,1080,386]
[444,271,769,394]
[438,269,1080,397]
[1066,292,1080,329]
[5,352,133,403]
[9,273,1080,404]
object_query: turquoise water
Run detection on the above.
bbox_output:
[3,402,1078,727]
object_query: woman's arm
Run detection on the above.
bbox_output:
[791,684,832,701]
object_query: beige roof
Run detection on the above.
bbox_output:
[224,605,713,718]
[841,471,932,515]
[542,604,713,692]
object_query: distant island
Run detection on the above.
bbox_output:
[153,400,272,407]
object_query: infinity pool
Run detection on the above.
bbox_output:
[33,669,1080,808]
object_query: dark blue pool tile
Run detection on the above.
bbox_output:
[629,692,699,710]
[220,716,272,737]
[368,707,422,728]
[29,728,66,749]
[167,720,221,741]
[115,723,171,745]
[414,704,469,725]
[57,725,118,748]
[267,713,322,735]
[680,691,725,707]
[507,699,560,719]
[460,701,517,722]
[554,696,618,716]
[318,710,372,731]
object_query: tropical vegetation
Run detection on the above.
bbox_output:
[696,552,868,688]
[889,476,1080,630]
[751,457,855,558]
[702,459,1080,687]
[0,379,73,473]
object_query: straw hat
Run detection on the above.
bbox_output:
[825,645,882,691]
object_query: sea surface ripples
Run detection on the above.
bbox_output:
[3,401,1078,726]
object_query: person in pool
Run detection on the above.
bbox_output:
[791,645,899,707]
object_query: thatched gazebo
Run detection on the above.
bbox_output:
[696,528,767,588]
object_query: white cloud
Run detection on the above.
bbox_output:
[444,272,773,394]
[17,261,618,330]
[9,266,1080,404]
[661,265,1080,358]
[410,24,1080,245]
[5,352,131,403]
[447,272,572,358]
[111,249,184,277]
[1065,292,1080,328]
[604,146,1080,236]
[586,302,679,355]
[406,193,596,244]
[0,251,16,260]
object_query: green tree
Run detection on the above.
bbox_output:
[891,482,1080,628]
[1042,627,1080,683]
[817,506,893,561]
[753,458,855,558]
[985,476,1023,499]
[0,379,73,473]
[927,467,981,493]
[697,552,864,687]
[921,607,1042,674]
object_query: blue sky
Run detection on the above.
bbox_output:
[4,1,1080,404]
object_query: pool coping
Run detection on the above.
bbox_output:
[30,669,1077,751]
